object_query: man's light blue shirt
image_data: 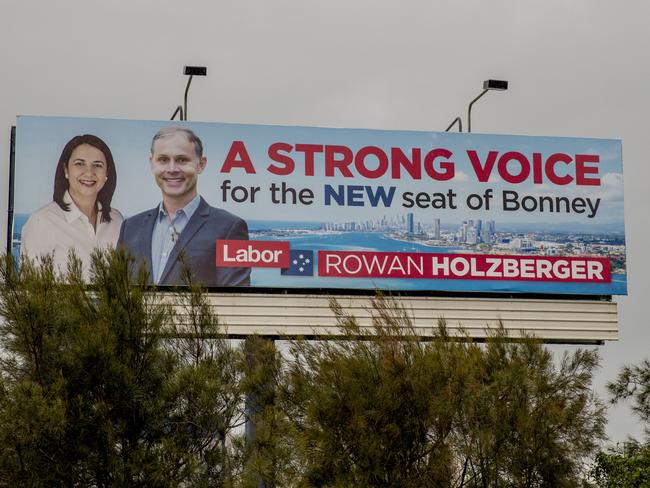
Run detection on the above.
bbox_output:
[151,195,201,283]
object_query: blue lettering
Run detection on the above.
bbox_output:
[324,184,397,207]
[347,186,365,206]
[324,185,344,206]
[366,186,395,207]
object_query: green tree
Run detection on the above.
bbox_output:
[283,296,460,487]
[281,295,606,487]
[0,253,609,487]
[456,333,605,487]
[591,442,650,487]
[608,359,650,437]
[590,359,650,487]
[0,251,245,487]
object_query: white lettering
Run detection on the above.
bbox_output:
[387,256,406,274]
[486,258,501,277]
[503,259,519,278]
[470,257,485,277]
[222,244,236,262]
[432,257,450,276]
[406,256,424,275]
[571,260,587,279]
[326,254,342,273]
[451,257,470,276]
[553,260,570,279]
[587,260,604,280]
[519,259,535,278]
[362,254,389,274]
[537,260,552,279]
[342,255,363,275]
[230,246,283,263]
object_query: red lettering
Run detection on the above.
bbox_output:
[468,150,498,182]
[267,142,295,176]
[390,147,422,179]
[575,154,601,186]
[355,146,389,179]
[295,144,323,176]
[533,152,543,184]
[220,141,256,174]
[545,153,573,185]
[423,148,454,181]
[470,150,601,186]
[498,151,530,184]
[325,145,354,177]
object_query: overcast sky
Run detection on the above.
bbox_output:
[1,0,649,443]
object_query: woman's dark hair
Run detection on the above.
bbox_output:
[53,134,118,223]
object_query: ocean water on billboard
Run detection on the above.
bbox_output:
[249,228,462,254]
[247,220,323,231]
[10,215,627,294]
[247,228,627,295]
[10,214,29,259]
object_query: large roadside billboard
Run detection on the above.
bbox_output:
[10,116,626,295]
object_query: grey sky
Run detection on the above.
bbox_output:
[1,0,649,442]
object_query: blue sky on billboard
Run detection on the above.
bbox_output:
[14,116,624,222]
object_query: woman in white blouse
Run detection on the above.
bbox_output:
[20,134,123,279]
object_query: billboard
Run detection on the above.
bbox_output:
[10,116,626,295]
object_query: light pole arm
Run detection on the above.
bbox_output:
[445,116,463,132]
[169,66,206,121]
[170,105,184,121]
[183,75,194,121]
[467,89,488,133]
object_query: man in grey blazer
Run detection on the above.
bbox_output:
[117,126,250,287]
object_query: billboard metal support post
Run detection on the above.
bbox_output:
[183,75,193,121]
[244,336,276,488]
[6,126,15,254]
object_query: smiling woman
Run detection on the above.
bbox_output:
[20,135,123,280]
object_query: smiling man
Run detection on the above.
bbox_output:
[117,126,250,286]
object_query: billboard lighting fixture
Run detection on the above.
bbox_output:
[468,79,508,132]
[171,66,208,121]
[445,79,509,133]
[483,79,508,91]
[184,66,207,77]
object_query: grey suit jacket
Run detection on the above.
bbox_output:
[117,197,251,287]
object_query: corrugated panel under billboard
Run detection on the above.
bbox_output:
[169,294,617,344]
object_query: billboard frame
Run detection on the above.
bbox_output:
[4,123,619,344]
[5,122,620,301]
